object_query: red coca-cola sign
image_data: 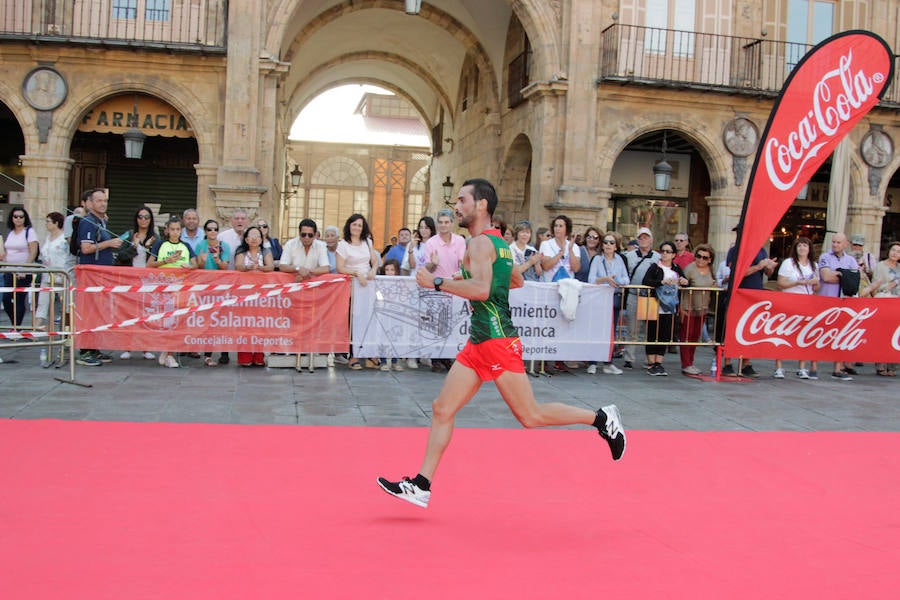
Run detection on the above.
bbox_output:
[725,31,898,362]
[727,289,898,362]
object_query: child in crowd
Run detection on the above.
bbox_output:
[378,258,404,372]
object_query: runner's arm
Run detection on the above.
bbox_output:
[416,236,493,301]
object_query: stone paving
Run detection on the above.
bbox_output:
[1,343,897,432]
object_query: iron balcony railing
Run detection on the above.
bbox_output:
[599,24,900,108]
[0,0,227,52]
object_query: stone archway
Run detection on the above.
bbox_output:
[497,133,533,226]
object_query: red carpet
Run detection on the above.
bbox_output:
[1,420,897,599]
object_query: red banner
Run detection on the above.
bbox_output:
[726,289,899,362]
[74,266,350,353]
[725,31,897,361]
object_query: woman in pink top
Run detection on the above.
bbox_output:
[3,207,39,328]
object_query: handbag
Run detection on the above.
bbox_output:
[837,268,860,297]
[636,295,659,320]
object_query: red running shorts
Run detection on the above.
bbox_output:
[456,337,525,382]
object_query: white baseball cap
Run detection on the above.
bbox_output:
[637,227,653,238]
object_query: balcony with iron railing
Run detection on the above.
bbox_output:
[0,0,227,52]
[599,23,900,108]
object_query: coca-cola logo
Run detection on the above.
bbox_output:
[764,50,885,191]
[735,300,876,350]
[893,325,900,351]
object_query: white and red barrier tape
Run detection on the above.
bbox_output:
[0,286,68,293]
[0,277,347,341]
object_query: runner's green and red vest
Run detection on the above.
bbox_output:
[461,230,516,344]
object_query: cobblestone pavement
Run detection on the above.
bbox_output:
[2,344,897,431]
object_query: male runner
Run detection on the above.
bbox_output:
[377,178,625,508]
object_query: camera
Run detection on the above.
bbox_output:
[524,249,535,259]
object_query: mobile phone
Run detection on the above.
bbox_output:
[524,249,535,259]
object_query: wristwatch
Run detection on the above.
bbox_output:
[433,277,444,292]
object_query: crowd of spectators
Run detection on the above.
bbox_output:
[3,189,896,379]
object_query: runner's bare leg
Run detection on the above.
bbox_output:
[418,361,483,480]
[493,370,596,427]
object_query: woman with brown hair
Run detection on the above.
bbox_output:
[773,237,820,379]
[679,243,716,376]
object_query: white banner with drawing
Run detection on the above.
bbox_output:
[351,277,614,361]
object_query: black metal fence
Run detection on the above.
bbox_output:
[600,24,900,108]
[0,0,227,51]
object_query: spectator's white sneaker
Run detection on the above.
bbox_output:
[603,364,623,375]
[796,368,810,379]
[143,352,156,360]
[406,358,418,369]
[774,368,785,379]
[120,351,132,360]
[377,477,431,508]
[163,355,179,368]
[393,363,404,372]
[586,364,597,375]
[380,363,391,371]
[681,365,701,376]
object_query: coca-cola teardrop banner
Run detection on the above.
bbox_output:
[724,30,899,362]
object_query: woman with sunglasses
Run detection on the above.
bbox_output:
[641,241,688,376]
[115,206,160,361]
[574,226,603,282]
[193,219,231,367]
[256,219,282,265]
[2,207,39,329]
[233,225,275,366]
[679,244,716,376]
[586,233,630,375]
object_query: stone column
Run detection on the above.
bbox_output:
[846,204,887,258]
[194,164,218,221]
[18,154,75,239]
[522,80,568,226]
[213,0,267,216]
[706,195,744,257]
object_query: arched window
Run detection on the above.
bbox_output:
[407,166,428,231]
[300,156,370,232]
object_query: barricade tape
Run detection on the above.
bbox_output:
[0,278,349,341]
[74,282,301,293]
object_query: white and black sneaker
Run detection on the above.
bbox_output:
[597,405,626,461]
[377,476,431,508]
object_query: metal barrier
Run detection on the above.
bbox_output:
[0,262,85,386]
[615,284,724,347]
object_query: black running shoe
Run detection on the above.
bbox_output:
[376,476,431,508]
[597,405,626,461]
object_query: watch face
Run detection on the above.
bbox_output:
[723,117,758,157]
[22,67,67,111]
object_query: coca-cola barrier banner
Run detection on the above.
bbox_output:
[726,289,899,362]
[725,31,897,361]
[74,266,350,353]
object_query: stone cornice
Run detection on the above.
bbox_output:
[522,79,569,100]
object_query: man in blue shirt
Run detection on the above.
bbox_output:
[76,188,122,365]
[383,227,411,272]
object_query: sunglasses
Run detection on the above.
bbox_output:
[603,239,616,244]
[696,254,711,260]
[206,227,218,232]
[12,214,25,218]
[299,232,315,238]
[660,249,675,253]
[137,214,151,220]
[258,224,268,228]
[586,234,600,240]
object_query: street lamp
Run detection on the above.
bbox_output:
[652,130,672,191]
[289,165,303,189]
[442,176,455,203]
[123,95,146,159]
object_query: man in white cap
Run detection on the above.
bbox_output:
[849,234,876,279]
[622,227,660,369]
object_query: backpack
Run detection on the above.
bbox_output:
[69,215,82,257]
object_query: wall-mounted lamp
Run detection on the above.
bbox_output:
[442,176,455,203]
[123,95,146,159]
[652,130,673,191]
[289,165,303,190]
[405,0,422,15]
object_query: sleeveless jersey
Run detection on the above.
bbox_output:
[462,232,517,344]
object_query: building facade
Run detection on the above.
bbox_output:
[1,0,898,258]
